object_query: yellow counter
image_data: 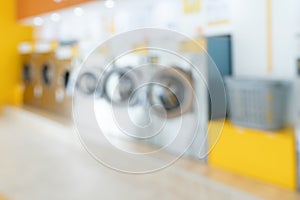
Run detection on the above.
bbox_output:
[208,120,297,189]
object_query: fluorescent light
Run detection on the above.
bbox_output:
[105,0,115,8]
[33,17,44,26]
[74,7,84,16]
[53,0,62,2]
[51,13,61,22]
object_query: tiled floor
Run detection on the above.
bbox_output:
[0,106,297,200]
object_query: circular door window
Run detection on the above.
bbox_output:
[147,67,193,118]
[102,67,136,105]
[63,70,70,89]
[22,63,33,83]
[76,72,98,95]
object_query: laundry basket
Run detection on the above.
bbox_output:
[225,78,291,130]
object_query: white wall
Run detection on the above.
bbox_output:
[22,0,299,78]
[231,0,298,78]
[231,0,268,77]
[272,0,298,78]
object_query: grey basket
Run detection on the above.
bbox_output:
[225,78,291,130]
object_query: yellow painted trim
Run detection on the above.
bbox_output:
[207,20,230,27]
[183,0,201,14]
[179,38,206,53]
[266,0,273,73]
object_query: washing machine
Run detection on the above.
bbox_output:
[53,50,74,117]
[20,47,32,104]
[71,65,104,132]
[19,42,41,107]
[22,43,55,110]
[92,52,205,158]
[21,52,36,106]
[145,65,197,157]
[72,29,229,173]
[37,52,56,111]
[53,58,73,117]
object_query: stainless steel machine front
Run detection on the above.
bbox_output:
[53,57,73,117]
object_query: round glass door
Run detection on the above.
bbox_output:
[147,67,193,118]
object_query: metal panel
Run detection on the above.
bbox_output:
[206,35,232,119]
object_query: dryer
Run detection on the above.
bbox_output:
[145,65,197,156]
[24,43,56,110]
[38,51,57,111]
[19,42,40,107]
[92,54,203,158]
[53,58,73,117]
[72,29,228,173]
[21,53,36,106]
[52,47,76,117]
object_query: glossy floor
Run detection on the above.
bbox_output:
[0,107,298,200]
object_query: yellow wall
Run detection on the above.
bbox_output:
[0,0,33,108]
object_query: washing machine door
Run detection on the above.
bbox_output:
[62,70,71,89]
[22,63,34,83]
[147,67,193,118]
[101,67,137,106]
[41,63,55,86]
[76,72,98,95]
